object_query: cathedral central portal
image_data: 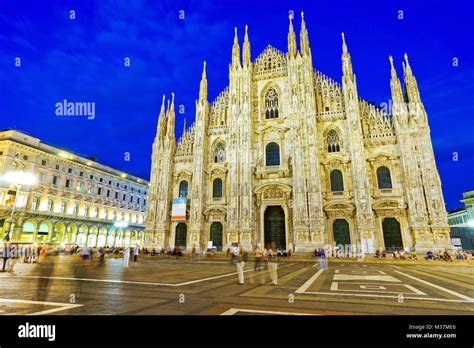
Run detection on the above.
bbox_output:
[264,205,286,250]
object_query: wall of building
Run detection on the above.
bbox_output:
[0,130,149,247]
[145,16,452,253]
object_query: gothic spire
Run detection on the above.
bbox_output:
[231,27,241,68]
[157,94,166,138]
[199,61,207,102]
[402,53,421,103]
[242,25,251,67]
[287,14,297,59]
[341,32,353,77]
[167,92,175,141]
[389,56,404,104]
[299,12,310,56]
[182,116,186,137]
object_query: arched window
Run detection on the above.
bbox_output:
[179,180,188,198]
[377,166,392,189]
[327,130,341,153]
[264,88,279,119]
[22,221,35,233]
[330,170,344,192]
[266,142,280,166]
[213,178,223,198]
[214,143,225,163]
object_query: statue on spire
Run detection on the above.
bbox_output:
[402,53,421,104]
[167,93,176,141]
[199,61,207,102]
[287,13,297,59]
[341,32,353,77]
[231,27,241,68]
[299,12,310,56]
[243,25,251,67]
[157,94,167,139]
[388,56,404,105]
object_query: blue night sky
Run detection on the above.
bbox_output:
[0,0,473,210]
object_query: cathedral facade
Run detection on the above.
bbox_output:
[144,13,452,253]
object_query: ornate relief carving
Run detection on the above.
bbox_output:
[263,188,284,199]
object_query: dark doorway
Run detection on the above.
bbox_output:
[382,218,403,251]
[264,206,286,250]
[175,223,187,249]
[333,219,351,247]
[210,222,223,251]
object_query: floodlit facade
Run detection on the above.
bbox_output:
[145,14,452,253]
[0,130,149,247]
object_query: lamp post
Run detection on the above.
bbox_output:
[1,171,37,241]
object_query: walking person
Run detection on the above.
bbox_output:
[1,240,10,272]
[123,247,130,268]
[319,248,328,270]
[79,246,91,266]
[231,243,238,265]
[98,247,105,266]
[236,244,246,285]
[191,244,197,262]
[263,246,269,269]
[133,246,139,265]
[254,244,263,271]
[267,243,278,285]
[7,244,18,273]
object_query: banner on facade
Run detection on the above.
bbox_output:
[171,198,187,221]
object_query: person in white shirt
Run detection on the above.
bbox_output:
[236,244,245,284]
[231,243,238,265]
[123,247,130,268]
[133,247,139,263]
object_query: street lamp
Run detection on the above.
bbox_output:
[1,171,37,241]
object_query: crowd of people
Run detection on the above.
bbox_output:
[2,237,472,277]
[373,248,470,262]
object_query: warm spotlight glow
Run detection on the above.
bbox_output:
[2,171,37,186]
